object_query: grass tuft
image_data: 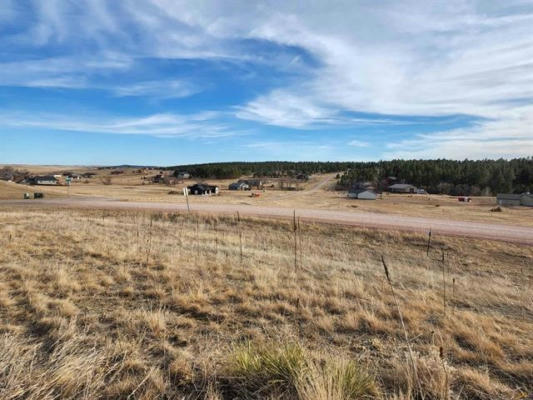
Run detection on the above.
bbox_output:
[225,342,378,399]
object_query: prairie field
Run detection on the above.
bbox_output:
[0,207,531,399]
[2,167,532,227]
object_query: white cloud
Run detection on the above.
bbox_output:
[112,80,200,98]
[347,140,370,148]
[235,90,338,128]
[383,105,533,159]
[0,111,236,138]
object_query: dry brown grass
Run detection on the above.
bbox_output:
[0,207,531,399]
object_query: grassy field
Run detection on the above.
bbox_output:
[0,207,531,399]
[1,166,532,227]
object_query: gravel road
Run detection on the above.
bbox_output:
[2,197,532,244]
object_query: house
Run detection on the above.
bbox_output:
[187,183,219,195]
[151,174,164,183]
[28,175,58,185]
[522,193,533,206]
[68,174,81,181]
[497,193,533,207]
[348,188,377,200]
[229,181,250,190]
[176,171,191,180]
[388,183,417,193]
[241,179,263,189]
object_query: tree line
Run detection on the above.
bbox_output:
[337,158,532,195]
[168,161,351,179]
[168,159,532,195]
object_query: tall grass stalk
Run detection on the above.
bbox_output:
[381,255,424,399]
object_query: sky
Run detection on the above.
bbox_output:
[1,1,532,165]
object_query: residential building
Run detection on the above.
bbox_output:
[497,193,533,207]
[388,183,417,193]
[348,188,377,200]
[229,182,250,190]
[187,183,219,195]
[27,176,58,185]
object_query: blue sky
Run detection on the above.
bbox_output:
[1,1,532,165]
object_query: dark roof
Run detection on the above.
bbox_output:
[188,183,218,190]
[230,181,248,187]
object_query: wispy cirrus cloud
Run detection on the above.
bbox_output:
[347,140,370,148]
[112,80,200,98]
[0,111,237,138]
[383,105,533,159]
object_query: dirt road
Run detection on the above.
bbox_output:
[2,197,532,244]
